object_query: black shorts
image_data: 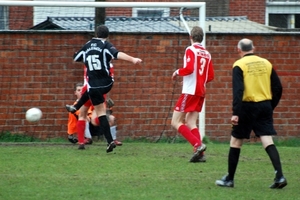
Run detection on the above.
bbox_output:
[88,83,113,106]
[231,100,277,139]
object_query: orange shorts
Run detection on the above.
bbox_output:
[174,94,204,113]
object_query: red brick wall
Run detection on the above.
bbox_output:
[9,7,33,30]
[0,32,299,141]
[229,0,266,24]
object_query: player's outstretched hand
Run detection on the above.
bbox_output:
[117,52,142,64]
[172,70,178,80]
[133,58,142,65]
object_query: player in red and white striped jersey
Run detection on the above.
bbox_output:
[171,26,214,163]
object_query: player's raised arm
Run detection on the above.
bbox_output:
[117,52,142,64]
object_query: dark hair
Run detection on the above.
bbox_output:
[96,25,109,38]
[191,26,204,43]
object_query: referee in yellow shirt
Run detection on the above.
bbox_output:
[216,38,287,189]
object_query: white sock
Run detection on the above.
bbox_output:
[110,126,117,140]
[84,121,91,139]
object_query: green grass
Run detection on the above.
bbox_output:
[0,141,299,200]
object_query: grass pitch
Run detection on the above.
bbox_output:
[0,141,299,200]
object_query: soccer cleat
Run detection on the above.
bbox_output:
[106,141,116,153]
[215,175,234,188]
[198,154,206,162]
[78,143,85,150]
[65,104,77,114]
[190,154,206,163]
[84,138,93,145]
[68,134,78,144]
[114,140,123,146]
[190,144,207,162]
[269,176,287,189]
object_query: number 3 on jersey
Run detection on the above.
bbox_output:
[199,57,206,75]
[87,55,101,70]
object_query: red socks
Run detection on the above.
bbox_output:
[178,125,200,147]
[191,128,202,146]
[77,120,86,144]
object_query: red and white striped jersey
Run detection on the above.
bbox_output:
[178,43,214,96]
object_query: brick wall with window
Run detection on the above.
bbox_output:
[229,0,266,24]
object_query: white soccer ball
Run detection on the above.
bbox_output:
[25,107,42,122]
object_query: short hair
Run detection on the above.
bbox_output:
[191,26,204,43]
[237,39,254,52]
[96,25,109,38]
[74,82,83,91]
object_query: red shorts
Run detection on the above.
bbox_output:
[81,84,92,107]
[174,94,204,112]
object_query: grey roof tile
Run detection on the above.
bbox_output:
[30,16,278,33]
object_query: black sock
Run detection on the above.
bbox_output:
[265,144,283,179]
[98,115,113,144]
[89,122,102,137]
[74,90,89,110]
[227,147,240,181]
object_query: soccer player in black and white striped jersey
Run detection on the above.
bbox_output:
[73,25,142,153]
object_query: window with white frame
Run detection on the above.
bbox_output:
[0,6,8,30]
[132,8,170,18]
[266,1,300,28]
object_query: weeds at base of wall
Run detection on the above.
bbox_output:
[1,131,299,147]
[0,131,212,144]
[273,138,300,147]
[0,131,41,142]
[122,135,212,144]
[0,131,66,143]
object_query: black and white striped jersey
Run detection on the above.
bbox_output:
[73,38,119,88]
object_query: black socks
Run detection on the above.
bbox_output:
[89,122,101,137]
[98,115,113,144]
[265,144,283,179]
[228,147,241,181]
[226,144,283,181]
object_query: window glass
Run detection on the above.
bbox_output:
[269,14,288,28]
